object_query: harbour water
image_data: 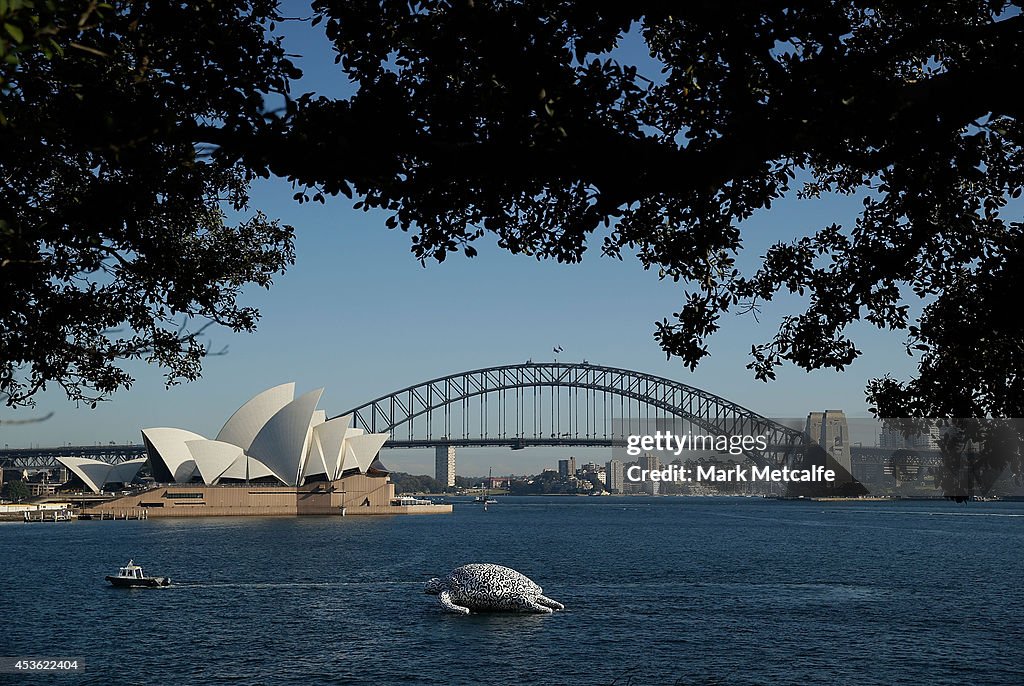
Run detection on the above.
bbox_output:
[1,497,1022,685]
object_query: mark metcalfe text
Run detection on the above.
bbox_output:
[626,463,836,483]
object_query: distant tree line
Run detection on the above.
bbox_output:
[1,479,29,501]
[390,472,511,493]
[508,470,602,495]
[455,475,481,488]
[389,472,449,494]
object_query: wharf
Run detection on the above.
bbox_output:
[78,509,149,520]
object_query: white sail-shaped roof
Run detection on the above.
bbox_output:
[339,442,360,474]
[57,457,114,494]
[345,433,390,473]
[247,387,324,486]
[218,455,246,481]
[217,454,279,482]
[58,456,147,493]
[299,410,330,481]
[141,427,206,483]
[245,457,278,481]
[107,457,147,485]
[137,382,388,486]
[215,382,295,452]
[312,414,351,479]
[186,440,243,484]
[340,426,366,473]
[174,459,198,483]
[302,432,329,480]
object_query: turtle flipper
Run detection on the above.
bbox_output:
[438,590,470,615]
[537,594,564,611]
[514,598,554,614]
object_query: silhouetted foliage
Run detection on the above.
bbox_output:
[285,0,1024,421]
[880,417,1022,499]
[5,1,1024,423]
[935,418,1024,500]
[0,1,295,408]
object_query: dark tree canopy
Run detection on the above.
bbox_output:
[1,1,296,407]
[286,0,1024,420]
[3,1,1024,423]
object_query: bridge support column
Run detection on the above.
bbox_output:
[435,446,456,488]
[805,410,851,474]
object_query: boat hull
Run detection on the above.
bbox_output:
[105,576,170,588]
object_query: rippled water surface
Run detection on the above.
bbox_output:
[2,497,1022,685]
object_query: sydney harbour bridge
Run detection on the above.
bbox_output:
[0,362,930,479]
[338,363,803,450]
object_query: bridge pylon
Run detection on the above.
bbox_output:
[435,446,456,487]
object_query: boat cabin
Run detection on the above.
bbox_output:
[116,561,145,579]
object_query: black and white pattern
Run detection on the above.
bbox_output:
[425,564,565,615]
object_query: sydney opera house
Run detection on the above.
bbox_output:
[58,384,449,517]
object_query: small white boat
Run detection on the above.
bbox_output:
[475,467,498,505]
[105,560,170,588]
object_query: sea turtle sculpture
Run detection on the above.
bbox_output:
[425,563,565,615]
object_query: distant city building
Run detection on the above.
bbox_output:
[637,453,660,495]
[28,482,60,497]
[485,476,508,489]
[621,460,642,494]
[2,468,27,486]
[880,420,941,451]
[25,470,62,497]
[435,446,457,487]
[557,457,576,478]
[606,459,624,493]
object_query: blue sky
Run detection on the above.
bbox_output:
[0,11,921,475]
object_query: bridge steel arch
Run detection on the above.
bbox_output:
[335,363,804,465]
[0,444,146,471]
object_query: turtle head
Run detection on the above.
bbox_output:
[424,577,445,595]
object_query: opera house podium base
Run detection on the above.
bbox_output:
[84,474,452,517]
